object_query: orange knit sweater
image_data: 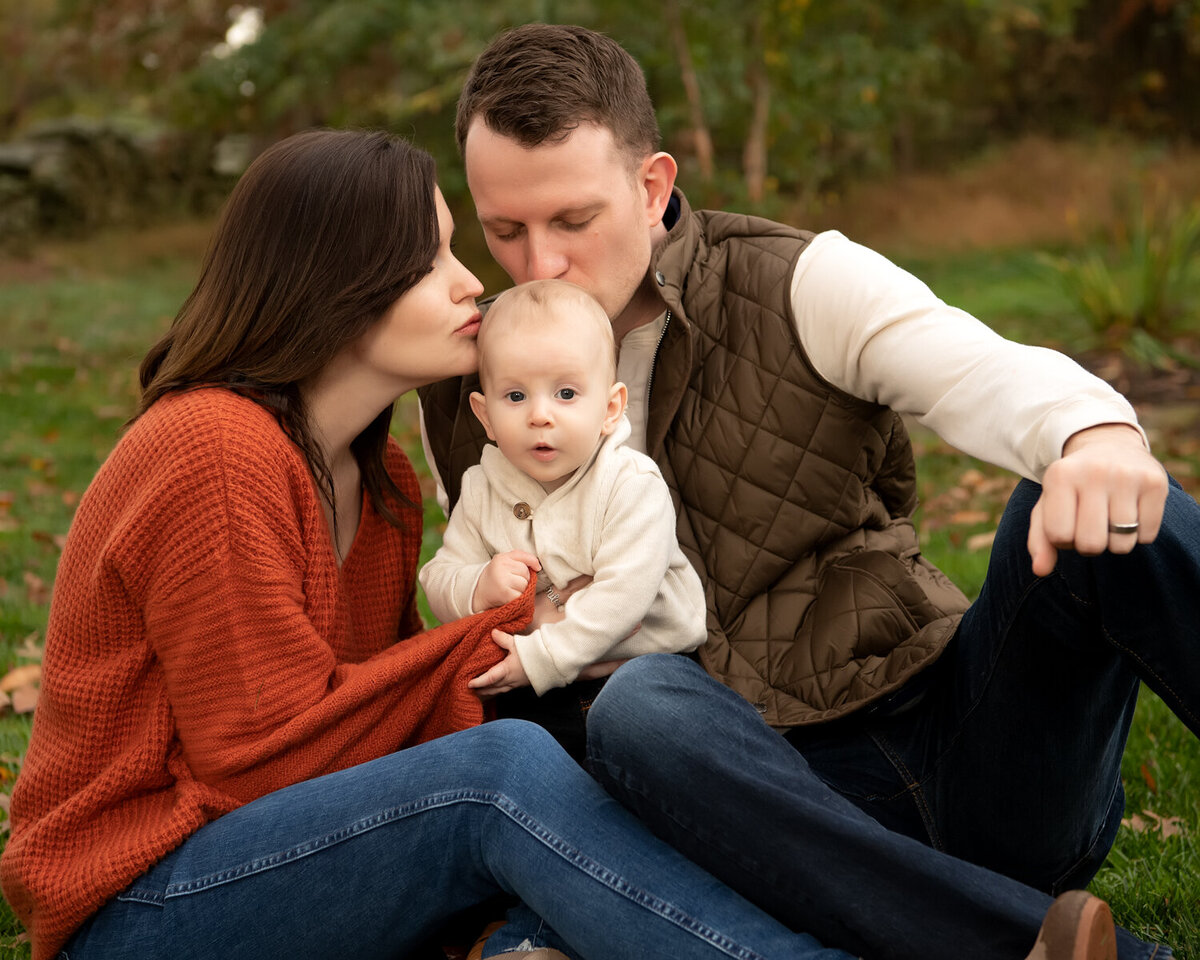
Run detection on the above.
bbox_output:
[0,388,526,960]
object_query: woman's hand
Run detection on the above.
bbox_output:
[473,551,540,611]
[468,629,531,697]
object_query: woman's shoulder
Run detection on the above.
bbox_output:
[126,389,298,471]
[135,387,284,444]
[103,388,309,518]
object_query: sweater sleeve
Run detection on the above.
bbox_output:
[514,467,701,694]
[791,231,1146,480]
[418,467,492,622]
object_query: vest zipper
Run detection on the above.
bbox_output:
[645,310,672,402]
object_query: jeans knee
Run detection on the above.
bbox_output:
[466,719,569,777]
[587,654,700,761]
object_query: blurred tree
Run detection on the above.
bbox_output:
[2,0,1197,212]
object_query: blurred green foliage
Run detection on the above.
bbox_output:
[3,0,1199,208]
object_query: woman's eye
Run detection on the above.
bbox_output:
[505,391,525,403]
[556,388,576,400]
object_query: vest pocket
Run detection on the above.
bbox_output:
[805,550,948,663]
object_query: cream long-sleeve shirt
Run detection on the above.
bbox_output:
[423,231,1144,511]
[419,416,707,695]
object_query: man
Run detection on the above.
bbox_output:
[420,22,1198,960]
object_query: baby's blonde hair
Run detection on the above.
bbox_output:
[477,280,616,389]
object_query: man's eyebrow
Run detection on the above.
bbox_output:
[480,202,606,228]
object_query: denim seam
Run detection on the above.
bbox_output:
[487,793,769,960]
[867,731,944,850]
[858,570,1057,853]
[1047,755,1125,894]
[921,571,1060,776]
[124,788,767,960]
[122,790,508,902]
[1103,625,1199,732]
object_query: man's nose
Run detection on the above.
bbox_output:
[526,237,568,281]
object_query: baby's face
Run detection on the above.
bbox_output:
[472,322,621,492]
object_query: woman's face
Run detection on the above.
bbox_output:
[351,188,485,392]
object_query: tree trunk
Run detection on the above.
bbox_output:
[665,0,715,183]
[743,6,770,203]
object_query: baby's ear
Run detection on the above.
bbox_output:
[601,381,628,435]
[469,391,496,441]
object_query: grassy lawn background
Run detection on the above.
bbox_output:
[0,211,1196,956]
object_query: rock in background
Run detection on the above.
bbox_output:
[0,119,238,253]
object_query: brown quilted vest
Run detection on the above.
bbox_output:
[420,190,968,727]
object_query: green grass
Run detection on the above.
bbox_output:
[0,232,1197,958]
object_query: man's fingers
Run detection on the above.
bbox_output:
[1026,499,1059,578]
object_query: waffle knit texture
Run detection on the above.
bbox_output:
[0,388,526,960]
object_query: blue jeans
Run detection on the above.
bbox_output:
[587,478,1198,960]
[61,720,851,960]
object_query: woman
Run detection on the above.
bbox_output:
[0,130,851,960]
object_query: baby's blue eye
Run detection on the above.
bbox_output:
[505,390,525,403]
[556,388,576,400]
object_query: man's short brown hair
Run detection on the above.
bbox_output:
[456,23,660,163]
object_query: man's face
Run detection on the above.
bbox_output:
[464,119,660,331]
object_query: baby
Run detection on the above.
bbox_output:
[419,279,706,747]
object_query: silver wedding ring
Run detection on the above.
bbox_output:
[1108,521,1139,535]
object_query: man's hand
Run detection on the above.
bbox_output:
[529,574,592,628]
[473,551,540,611]
[1027,423,1168,577]
[468,629,531,697]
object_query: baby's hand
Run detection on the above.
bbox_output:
[473,551,540,611]
[468,629,531,697]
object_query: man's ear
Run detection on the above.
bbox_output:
[600,381,629,435]
[469,391,496,441]
[640,152,678,228]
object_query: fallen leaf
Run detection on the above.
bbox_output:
[61,490,80,507]
[1129,809,1189,839]
[0,664,41,693]
[10,685,38,714]
[959,468,987,489]
[967,531,997,552]
[950,509,991,526]
[23,571,50,605]
[16,632,42,661]
[1122,812,1148,832]
[1140,762,1158,794]
[0,491,13,512]
[1160,817,1185,839]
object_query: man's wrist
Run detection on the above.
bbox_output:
[1061,422,1146,457]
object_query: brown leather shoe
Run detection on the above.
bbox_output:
[1026,891,1117,960]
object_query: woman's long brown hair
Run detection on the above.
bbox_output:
[137,129,440,529]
